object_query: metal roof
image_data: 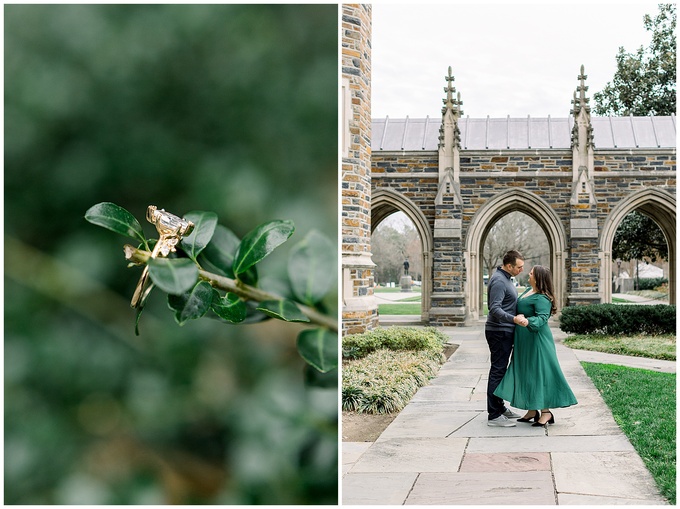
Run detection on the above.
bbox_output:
[372,115,676,151]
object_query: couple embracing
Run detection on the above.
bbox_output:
[485,250,577,428]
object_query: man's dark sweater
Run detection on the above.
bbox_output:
[485,266,518,332]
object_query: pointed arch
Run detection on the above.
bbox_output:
[600,188,676,304]
[372,188,434,322]
[465,189,568,320]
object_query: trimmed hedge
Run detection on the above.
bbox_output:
[560,304,676,335]
[342,326,447,360]
[637,277,668,291]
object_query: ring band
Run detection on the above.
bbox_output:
[131,206,195,308]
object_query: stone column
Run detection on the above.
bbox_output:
[430,67,466,325]
[431,196,466,325]
[568,66,601,305]
[341,4,378,334]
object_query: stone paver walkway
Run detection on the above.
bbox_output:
[342,324,671,505]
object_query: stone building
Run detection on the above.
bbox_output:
[342,4,676,333]
[372,67,676,327]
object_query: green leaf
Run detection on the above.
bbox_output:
[148,258,198,295]
[288,230,336,306]
[257,299,310,323]
[241,301,270,324]
[210,289,247,323]
[180,210,218,262]
[167,281,213,326]
[237,264,259,286]
[233,220,295,276]
[85,202,147,248]
[198,224,241,277]
[297,328,338,373]
[198,224,259,284]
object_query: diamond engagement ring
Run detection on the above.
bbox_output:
[131,206,195,308]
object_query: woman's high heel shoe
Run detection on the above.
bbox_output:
[532,411,555,427]
[517,410,539,423]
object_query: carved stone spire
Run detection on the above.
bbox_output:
[570,65,594,149]
[439,66,463,150]
[570,65,596,205]
[442,66,455,113]
[441,66,463,114]
[437,66,463,207]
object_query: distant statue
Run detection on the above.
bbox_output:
[403,259,410,276]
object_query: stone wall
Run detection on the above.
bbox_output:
[372,148,675,322]
[341,4,378,334]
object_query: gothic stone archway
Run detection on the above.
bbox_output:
[465,189,567,321]
[600,188,676,304]
[368,68,676,326]
[372,188,434,323]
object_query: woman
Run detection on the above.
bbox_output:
[493,265,577,427]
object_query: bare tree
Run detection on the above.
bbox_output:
[376,212,551,287]
[483,212,550,284]
[372,224,403,284]
[372,214,423,284]
[404,227,422,280]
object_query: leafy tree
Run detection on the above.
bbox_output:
[613,211,668,262]
[593,4,676,116]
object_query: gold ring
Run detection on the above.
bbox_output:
[131,206,195,308]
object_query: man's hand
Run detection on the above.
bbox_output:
[514,314,528,327]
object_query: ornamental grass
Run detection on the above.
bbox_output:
[342,348,444,414]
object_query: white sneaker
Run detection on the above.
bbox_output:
[488,415,517,427]
[503,408,522,419]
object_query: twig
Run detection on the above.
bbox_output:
[125,245,338,332]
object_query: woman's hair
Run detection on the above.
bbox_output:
[532,265,557,316]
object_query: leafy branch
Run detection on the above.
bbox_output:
[85,202,338,373]
[124,245,338,331]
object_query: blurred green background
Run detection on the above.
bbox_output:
[5,4,338,504]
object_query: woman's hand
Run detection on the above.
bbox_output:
[514,314,528,327]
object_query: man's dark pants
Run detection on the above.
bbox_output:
[485,329,514,420]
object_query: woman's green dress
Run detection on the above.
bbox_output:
[494,290,577,410]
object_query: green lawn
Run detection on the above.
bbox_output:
[378,303,421,315]
[398,295,422,302]
[376,286,421,315]
[564,334,675,360]
[375,286,421,294]
[581,362,676,504]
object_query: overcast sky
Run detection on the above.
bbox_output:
[371,2,660,119]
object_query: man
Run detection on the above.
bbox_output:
[485,250,528,427]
